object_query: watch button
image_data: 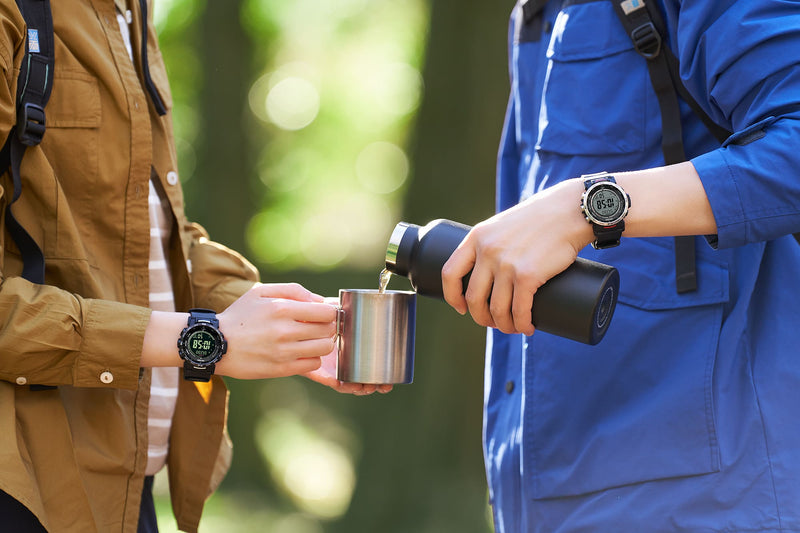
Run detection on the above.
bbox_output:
[100,371,114,384]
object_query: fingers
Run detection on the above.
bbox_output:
[281,357,324,377]
[330,382,378,395]
[464,257,496,329]
[488,268,514,333]
[442,240,476,315]
[329,381,393,395]
[350,383,393,396]
[252,282,324,303]
[302,367,394,395]
[289,337,337,359]
[266,298,337,324]
[511,287,536,336]
[489,265,537,335]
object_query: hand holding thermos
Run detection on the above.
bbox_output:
[384,219,619,345]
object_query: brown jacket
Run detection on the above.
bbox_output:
[0,0,259,531]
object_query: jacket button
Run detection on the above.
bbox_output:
[100,371,114,384]
[15,376,27,385]
[166,171,179,186]
[505,380,514,394]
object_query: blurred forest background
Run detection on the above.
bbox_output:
[152,0,511,531]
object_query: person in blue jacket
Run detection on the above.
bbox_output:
[441,1,800,531]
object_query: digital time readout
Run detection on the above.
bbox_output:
[593,190,620,216]
[590,187,625,222]
[187,330,216,358]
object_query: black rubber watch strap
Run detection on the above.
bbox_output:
[183,361,215,382]
[592,220,625,249]
[188,308,218,327]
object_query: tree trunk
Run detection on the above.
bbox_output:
[190,0,254,254]
[330,1,511,532]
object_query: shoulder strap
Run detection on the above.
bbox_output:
[611,0,703,293]
[613,0,731,143]
[611,0,800,254]
[137,0,167,116]
[1,0,54,284]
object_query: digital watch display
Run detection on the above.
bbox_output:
[580,172,631,249]
[177,309,227,382]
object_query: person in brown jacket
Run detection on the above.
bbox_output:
[0,0,385,531]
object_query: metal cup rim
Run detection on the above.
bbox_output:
[338,289,416,296]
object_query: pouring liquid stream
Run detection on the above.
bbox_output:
[378,268,393,294]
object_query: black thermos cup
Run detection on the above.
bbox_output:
[384,219,619,345]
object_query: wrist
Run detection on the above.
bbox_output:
[552,178,596,252]
[141,311,189,368]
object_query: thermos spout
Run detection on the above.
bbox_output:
[384,219,619,346]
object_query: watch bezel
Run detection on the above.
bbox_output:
[581,180,630,227]
[178,323,226,366]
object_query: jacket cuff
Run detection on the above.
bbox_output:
[74,300,151,389]
[691,150,746,250]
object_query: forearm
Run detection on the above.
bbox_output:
[535,161,717,255]
[141,311,187,368]
[613,161,717,239]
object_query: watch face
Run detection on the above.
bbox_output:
[183,324,224,365]
[587,184,627,225]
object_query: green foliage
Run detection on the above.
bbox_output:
[240,0,428,271]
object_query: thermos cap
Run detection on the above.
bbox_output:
[385,222,412,271]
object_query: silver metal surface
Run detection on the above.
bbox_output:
[385,222,410,268]
[336,289,416,384]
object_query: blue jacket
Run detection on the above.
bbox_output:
[485,1,800,531]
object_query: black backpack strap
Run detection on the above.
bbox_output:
[137,0,166,116]
[2,135,45,283]
[15,0,53,145]
[521,0,548,22]
[2,0,54,284]
[611,0,703,293]
[612,1,800,263]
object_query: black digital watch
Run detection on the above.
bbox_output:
[580,172,631,249]
[177,308,227,382]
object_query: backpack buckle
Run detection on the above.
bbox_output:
[631,22,661,59]
[17,102,46,146]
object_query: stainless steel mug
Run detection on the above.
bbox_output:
[336,289,416,384]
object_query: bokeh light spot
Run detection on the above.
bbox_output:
[246,211,299,265]
[256,409,356,520]
[355,141,409,194]
[266,77,320,131]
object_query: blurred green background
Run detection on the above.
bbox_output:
[152,0,511,531]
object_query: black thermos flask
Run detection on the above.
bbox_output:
[385,219,619,345]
